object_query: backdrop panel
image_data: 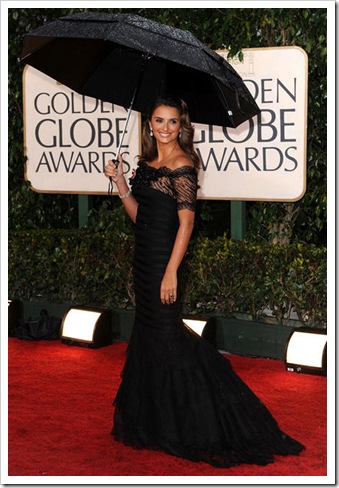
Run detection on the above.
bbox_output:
[23,47,307,200]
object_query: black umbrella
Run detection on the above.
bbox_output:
[21,12,259,131]
[21,12,260,196]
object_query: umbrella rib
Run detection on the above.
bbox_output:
[121,17,203,49]
[211,78,236,127]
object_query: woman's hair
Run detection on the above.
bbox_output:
[138,95,201,170]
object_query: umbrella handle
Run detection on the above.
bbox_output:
[114,103,135,167]
[108,101,134,194]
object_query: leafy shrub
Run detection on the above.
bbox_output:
[185,237,326,326]
[8,230,326,327]
[9,229,135,309]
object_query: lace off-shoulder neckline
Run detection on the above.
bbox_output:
[132,160,198,211]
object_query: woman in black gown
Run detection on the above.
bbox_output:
[104,95,304,468]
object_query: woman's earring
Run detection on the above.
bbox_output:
[150,127,153,137]
[179,130,182,138]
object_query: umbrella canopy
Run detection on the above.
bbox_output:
[21,12,260,128]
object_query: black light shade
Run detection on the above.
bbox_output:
[285,327,327,376]
[61,306,112,348]
[8,299,23,337]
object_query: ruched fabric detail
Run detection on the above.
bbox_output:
[112,164,305,467]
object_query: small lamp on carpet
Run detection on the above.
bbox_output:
[285,327,327,376]
[8,299,22,337]
[61,306,112,348]
[183,316,207,336]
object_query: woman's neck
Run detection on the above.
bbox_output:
[155,141,180,167]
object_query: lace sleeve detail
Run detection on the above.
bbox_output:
[171,167,198,211]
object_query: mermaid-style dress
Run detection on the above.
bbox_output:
[112,161,304,467]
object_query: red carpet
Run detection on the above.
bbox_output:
[7,338,327,479]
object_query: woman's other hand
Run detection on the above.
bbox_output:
[160,270,177,305]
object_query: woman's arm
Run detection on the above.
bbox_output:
[104,157,138,223]
[160,208,195,305]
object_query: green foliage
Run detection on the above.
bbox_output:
[9,182,78,230]
[9,230,326,327]
[85,198,134,235]
[9,229,135,308]
[8,7,327,243]
[184,236,326,326]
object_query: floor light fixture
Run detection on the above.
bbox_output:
[285,327,327,376]
[183,317,207,336]
[61,306,112,348]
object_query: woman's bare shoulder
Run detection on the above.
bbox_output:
[171,154,194,170]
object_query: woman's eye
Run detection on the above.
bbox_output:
[154,118,178,124]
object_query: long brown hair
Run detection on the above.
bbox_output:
[138,95,201,170]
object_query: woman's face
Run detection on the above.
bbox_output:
[149,105,181,145]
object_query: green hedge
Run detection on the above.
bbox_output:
[185,237,326,327]
[9,229,135,309]
[9,230,326,327]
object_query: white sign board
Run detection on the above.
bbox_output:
[23,46,307,200]
[194,47,308,201]
[23,66,141,194]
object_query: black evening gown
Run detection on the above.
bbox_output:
[112,162,305,468]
